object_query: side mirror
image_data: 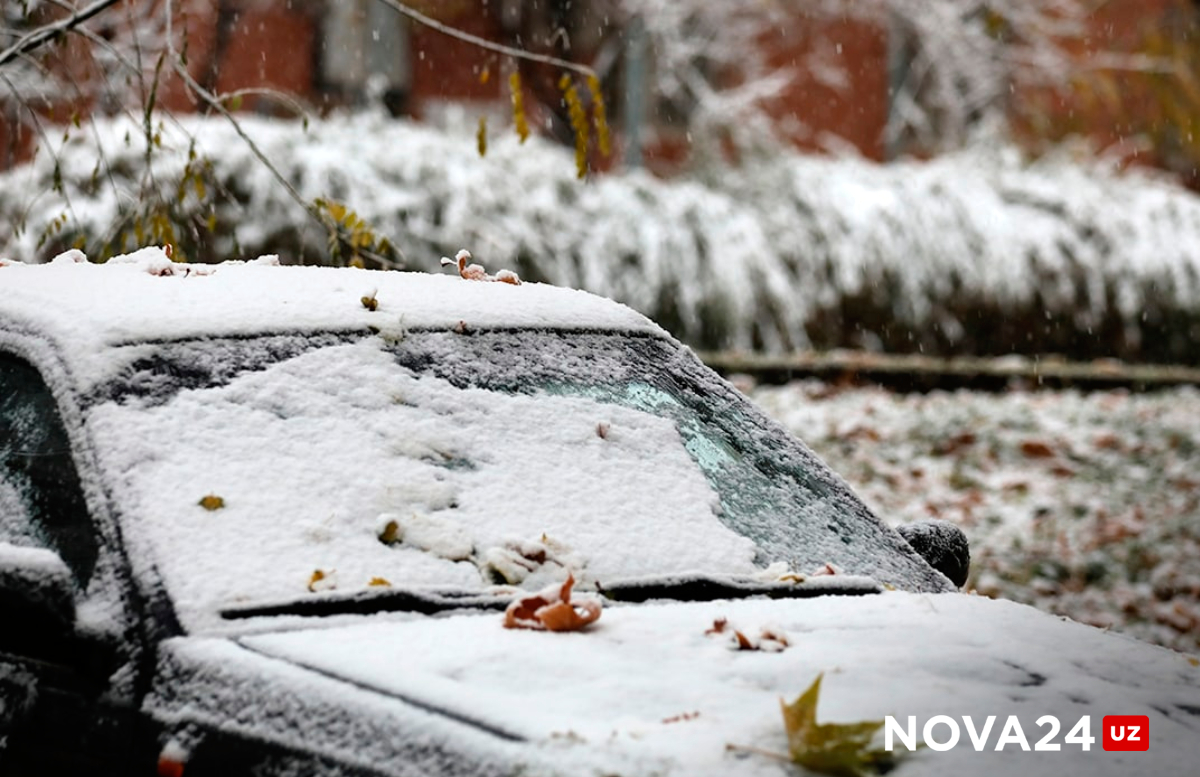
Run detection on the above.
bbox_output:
[0,543,76,651]
[896,520,970,588]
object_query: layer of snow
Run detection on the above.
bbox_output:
[0,251,662,392]
[6,113,1200,352]
[224,592,1200,776]
[86,339,761,628]
[0,541,73,594]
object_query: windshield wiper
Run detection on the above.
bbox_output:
[220,588,510,620]
[220,573,884,620]
[596,574,882,603]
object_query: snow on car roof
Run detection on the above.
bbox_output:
[0,247,664,391]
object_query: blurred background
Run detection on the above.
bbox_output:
[3,0,1200,652]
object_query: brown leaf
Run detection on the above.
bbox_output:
[503,573,602,631]
[933,431,976,455]
[378,519,400,544]
[1020,440,1056,459]
[705,617,728,635]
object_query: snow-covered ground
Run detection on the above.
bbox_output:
[749,381,1200,654]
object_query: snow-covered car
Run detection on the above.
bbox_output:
[0,250,1197,776]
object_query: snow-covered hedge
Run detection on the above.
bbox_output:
[5,111,1200,361]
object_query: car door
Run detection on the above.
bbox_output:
[0,351,153,775]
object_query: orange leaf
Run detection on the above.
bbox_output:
[503,573,601,631]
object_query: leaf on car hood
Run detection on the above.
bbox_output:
[503,573,601,631]
[780,673,897,777]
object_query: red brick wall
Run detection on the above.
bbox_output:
[765,14,890,160]
[408,8,504,114]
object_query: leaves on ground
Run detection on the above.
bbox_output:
[504,573,602,632]
[779,673,898,777]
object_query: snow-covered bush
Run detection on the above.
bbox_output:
[5,111,1200,361]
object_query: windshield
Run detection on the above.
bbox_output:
[88,329,946,628]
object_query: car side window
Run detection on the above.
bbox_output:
[0,353,98,585]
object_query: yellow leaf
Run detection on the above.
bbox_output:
[198,494,225,511]
[509,72,529,143]
[308,569,336,592]
[369,577,392,587]
[379,519,400,544]
[780,674,901,777]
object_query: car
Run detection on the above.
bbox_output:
[0,247,1197,776]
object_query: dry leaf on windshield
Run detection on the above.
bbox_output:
[504,573,601,631]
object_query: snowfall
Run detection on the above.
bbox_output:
[2,254,1199,776]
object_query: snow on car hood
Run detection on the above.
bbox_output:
[222,592,1200,777]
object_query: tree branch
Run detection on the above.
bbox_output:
[0,0,124,69]
[370,0,596,77]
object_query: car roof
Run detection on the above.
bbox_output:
[0,248,665,391]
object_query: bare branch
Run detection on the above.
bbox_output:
[0,0,124,69]
[370,0,596,77]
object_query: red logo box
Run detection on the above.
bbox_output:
[1103,715,1149,751]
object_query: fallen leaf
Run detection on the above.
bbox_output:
[495,269,522,285]
[308,569,336,592]
[662,711,701,724]
[369,577,391,587]
[933,431,976,455]
[1020,440,1056,459]
[378,519,400,544]
[440,249,521,285]
[504,573,601,631]
[780,673,899,777]
[198,494,224,511]
[705,618,790,651]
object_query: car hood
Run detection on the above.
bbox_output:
[149,592,1200,776]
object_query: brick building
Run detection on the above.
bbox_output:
[1,0,1194,177]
